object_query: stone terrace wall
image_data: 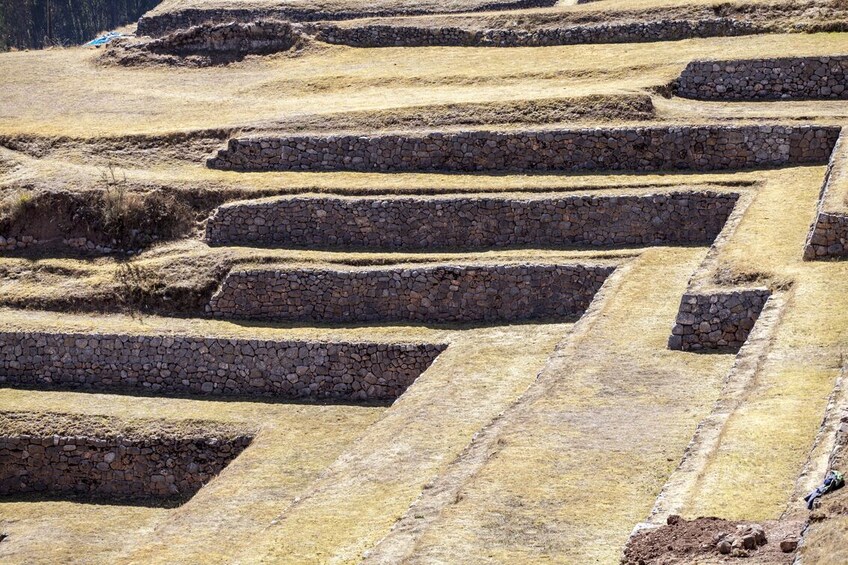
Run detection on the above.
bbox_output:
[676,56,848,100]
[668,289,771,352]
[144,20,298,56]
[313,18,760,48]
[207,264,615,323]
[0,332,446,401]
[136,0,557,37]
[205,192,739,250]
[806,212,848,260]
[805,130,848,260]
[0,414,251,501]
[106,20,301,66]
[207,125,840,173]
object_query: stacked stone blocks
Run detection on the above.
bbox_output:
[805,129,848,260]
[676,56,848,100]
[668,290,771,351]
[0,414,252,501]
[314,18,759,48]
[136,0,558,37]
[141,19,298,56]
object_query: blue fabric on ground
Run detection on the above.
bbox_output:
[86,32,125,47]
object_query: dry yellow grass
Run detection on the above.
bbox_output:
[3,5,848,562]
[0,318,575,563]
[0,396,384,565]
[375,247,735,564]
[239,321,576,564]
[673,167,848,521]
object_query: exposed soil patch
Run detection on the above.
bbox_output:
[0,188,194,254]
[623,517,803,565]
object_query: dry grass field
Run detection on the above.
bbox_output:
[1,0,848,563]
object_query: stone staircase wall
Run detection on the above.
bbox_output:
[207,125,840,173]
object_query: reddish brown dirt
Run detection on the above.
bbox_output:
[623,517,804,565]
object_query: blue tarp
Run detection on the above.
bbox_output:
[85,32,126,47]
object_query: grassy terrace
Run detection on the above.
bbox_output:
[2,1,848,561]
[2,33,848,137]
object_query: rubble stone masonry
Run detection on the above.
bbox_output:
[136,0,558,37]
[207,126,840,173]
[0,413,252,501]
[205,192,739,250]
[207,264,615,323]
[805,130,848,260]
[668,289,771,352]
[676,56,848,100]
[313,18,760,48]
[0,332,446,401]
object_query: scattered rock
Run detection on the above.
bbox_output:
[780,537,799,552]
[667,514,681,526]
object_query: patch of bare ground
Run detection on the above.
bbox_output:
[623,517,802,564]
[0,187,195,254]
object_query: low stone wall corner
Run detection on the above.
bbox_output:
[804,128,848,261]
[668,289,771,352]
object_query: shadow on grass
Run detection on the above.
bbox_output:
[0,382,395,408]
[0,491,190,509]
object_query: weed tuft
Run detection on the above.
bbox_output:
[0,190,34,222]
[114,262,161,319]
[99,164,193,250]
